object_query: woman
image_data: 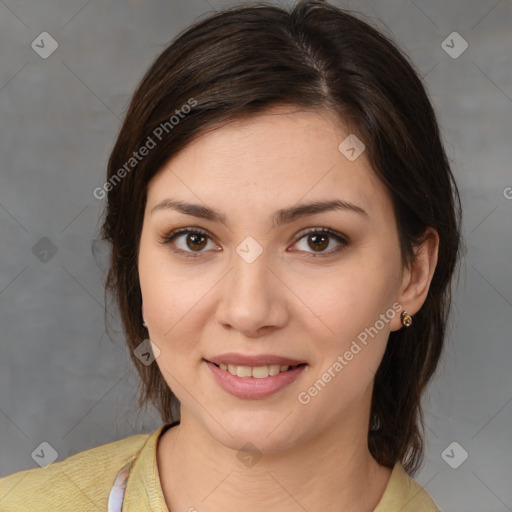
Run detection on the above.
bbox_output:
[0,1,462,510]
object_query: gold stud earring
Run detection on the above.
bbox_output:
[401,311,412,327]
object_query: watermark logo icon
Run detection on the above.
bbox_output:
[31,32,58,59]
[338,134,365,161]
[134,339,161,365]
[31,441,58,468]
[237,442,263,467]
[236,236,263,263]
[441,32,468,59]
[32,237,58,263]
[441,441,468,469]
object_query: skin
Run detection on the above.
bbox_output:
[137,106,439,512]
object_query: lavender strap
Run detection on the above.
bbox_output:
[107,458,135,512]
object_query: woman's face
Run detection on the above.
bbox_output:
[138,107,410,452]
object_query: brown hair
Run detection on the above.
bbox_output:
[98,0,462,475]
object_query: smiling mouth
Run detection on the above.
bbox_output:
[209,362,307,379]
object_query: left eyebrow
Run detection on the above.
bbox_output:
[150,198,369,229]
[272,199,369,227]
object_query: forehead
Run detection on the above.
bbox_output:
[146,108,393,223]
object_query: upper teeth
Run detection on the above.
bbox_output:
[219,363,292,378]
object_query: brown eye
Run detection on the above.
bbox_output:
[307,233,329,252]
[160,227,217,258]
[292,228,348,256]
[186,233,207,251]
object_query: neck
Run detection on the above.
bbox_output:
[157,412,392,512]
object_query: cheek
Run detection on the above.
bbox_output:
[141,276,207,349]
[291,247,401,346]
[293,263,395,415]
[138,241,207,357]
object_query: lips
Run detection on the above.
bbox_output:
[205,353,307,367]
[205,360,308,399]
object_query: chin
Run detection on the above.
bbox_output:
[202,409,308,454]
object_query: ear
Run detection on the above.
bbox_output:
[390,227,439,332]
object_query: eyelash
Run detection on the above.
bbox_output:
[159,227,349,259]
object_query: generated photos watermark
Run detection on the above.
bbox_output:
[93,97,197,200]
[297,301,402,405]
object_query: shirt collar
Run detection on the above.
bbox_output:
[373,462,435,511]
[121,421,177,511]
[121,421,429,511]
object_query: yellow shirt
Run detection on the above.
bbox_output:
[0,422,441,511]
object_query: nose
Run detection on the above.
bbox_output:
[215,247,288,338]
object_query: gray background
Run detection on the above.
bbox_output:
[0,1,511,511]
